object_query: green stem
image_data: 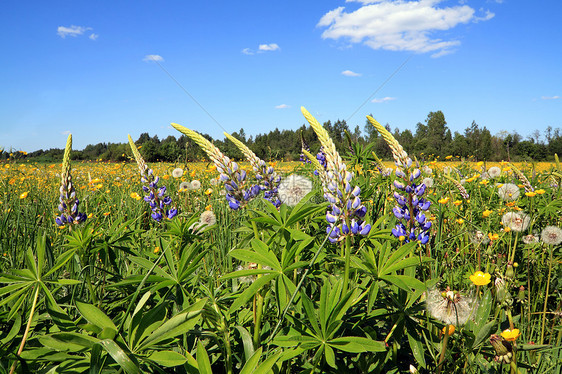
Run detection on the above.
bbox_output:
[9,284,40,374]
[437,332,449,374]
[343,234,351,293]
[540,245,554,344]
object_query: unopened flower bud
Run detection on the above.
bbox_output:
[505,263,515,279]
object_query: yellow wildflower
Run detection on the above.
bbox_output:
[19,191,29,199]
[504,226,511,233]
[442,325,455,336]
[130,192,141,200]
[445,155,453,160]
[87,213,94,219]
[456,218,464,224]
[204,188,213,196]
[453,200,462,206]
[482,210,493,218]
[501,328,520,342]
[103,212,111,216]
[479,180,488,185]
[477,161,484,167]
[438,197,450,204]
[525,192,536,197]
[488,233,499,241]
[535,189,546,194]
[154,246,160,254]
[469,271,491,286]
[205,204,212,211]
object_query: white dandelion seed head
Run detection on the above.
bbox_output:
[480,172,490,180]
[278,174,313,207]
[498,183,520,201]
[179,181,191,191]
[488,166,501,179]
[210,177,219,186]
[422,166,432,175]
[426,287,476,326]
[199,210,216,227]
[470,230,490,245]
[522,233,539,244]
[501,212,530,232]
[172,168,184,178]
[190,180,201,190]
[541,225,562,245]
[422,177,434,188]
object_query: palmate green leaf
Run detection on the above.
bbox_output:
[46,299,76,332]
[229,274,277,313]
[285,195,327,227]
[406,325,426,368]
[0,313,21,345]
[147,350,187,367]
[19,348,78,362]
[379,241,417,275]
[131,302,168,351]
[252,349,283,374]
[239,347,263,374]
[196,341,213,374]
[137,299,205,351]
[324,344,337,369]
[235,325,255,363]
[75,301,117,335]
[229,249,279,271]
[39,332,100,351]
[379,274,425,293]
[97,339,140,374]
[328,336,386,353]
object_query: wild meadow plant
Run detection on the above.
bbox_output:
[1,116,562,373]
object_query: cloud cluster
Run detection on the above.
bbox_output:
[275,104,290,109]
[542,95,560,100]
[317,0,495,57]
[242,43,280,55]
[341,70,361,77]
[143,54,164,62]
[57,25,98,40]
[372,96,396,103]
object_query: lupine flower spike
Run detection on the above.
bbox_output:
[366,116,431,244]
[171,123,260,210]
[223,132,282,207]
[128,135,177,222]
[301,107,371,242]
[508,162,534,192]
[56,134,87,226]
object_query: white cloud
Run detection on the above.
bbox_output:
[57,25,91,38]
[542,95,560,100]
[242,48,254,55]
[275,104,290,109]
[61,130,71,135]
[318,0,494,56]
[89,33,99,40]
[341,69,361,77]
[258,43,280,52]
[372,96,396,103]
[143,54,164,62]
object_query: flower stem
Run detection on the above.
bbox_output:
[9,284,40,374]
[540,245,554,344]
[437,332,449,374]
[343,234,351,292]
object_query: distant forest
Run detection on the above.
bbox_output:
[3,111,562,163]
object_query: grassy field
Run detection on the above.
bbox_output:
[1,145,561,373]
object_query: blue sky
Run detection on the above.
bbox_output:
[1,0,561,152]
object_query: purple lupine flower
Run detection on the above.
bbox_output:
[391,166,432,244]
[140,168,177,222]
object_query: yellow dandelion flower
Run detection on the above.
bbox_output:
[453,200,462,206]
[535,189,546,194]
[88,213,94,218]
[501,328,520,342]
[205,204,212,211]
[525,192,536,197]
[477,161,484,167]
[154,246,160,254]
[190,170,196,177]
[482,210,493,217]
[445,155,453,160]
[504,226,511,233]
[130,192,141,200]
[19,191,29,199]
[469,271,491,286]
[456,218,464,224]
[438,197,450,204]
[488,233,499,241]
[204,188,213,195]
[103,212,111,216]
[163,175,170,180]
[442,325,455,336]
[479,180,488,185]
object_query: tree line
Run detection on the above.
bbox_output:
[3,111,562,163]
